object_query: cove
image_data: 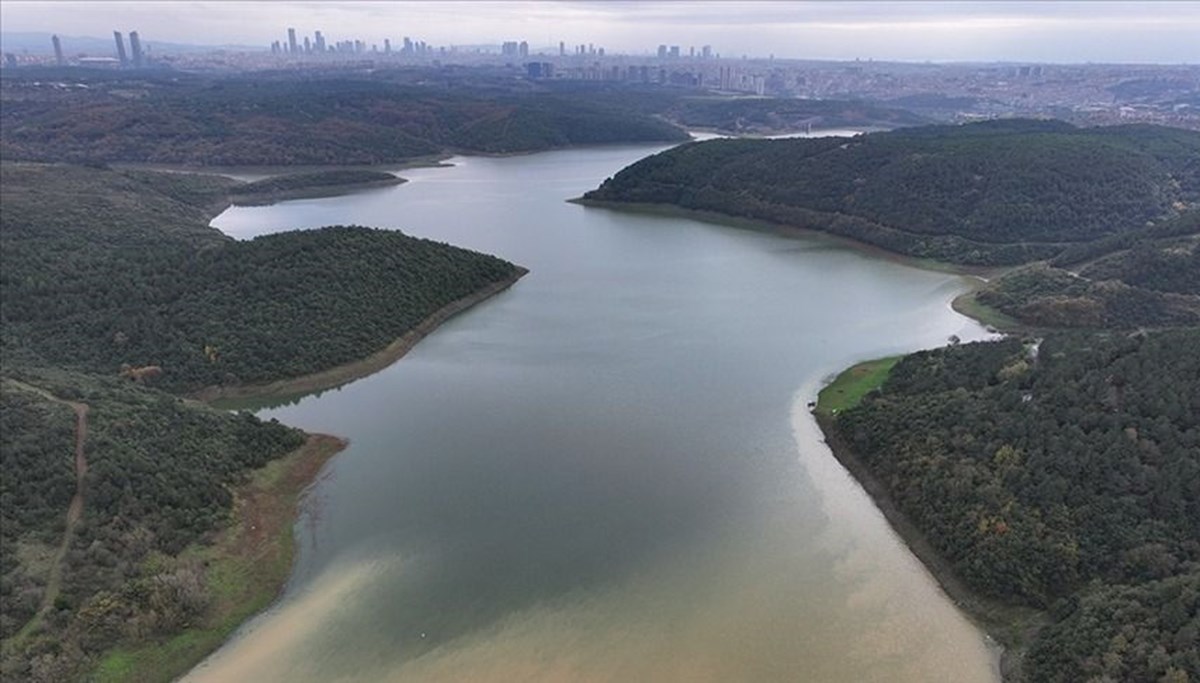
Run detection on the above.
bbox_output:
[190,143,999,682]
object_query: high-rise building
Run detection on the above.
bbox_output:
[559,41,565,56]
[314,30,326,53]
[129,31,143,67]
[669,45,680,59]
[702,45,712,60]
[287,28,298,54]
[519,41,529,58]
[4,53,17,68]
[657,44,667,59]
[303,36,311,54]
[113,31,128,66]
[384,38,391,54]
[51,35,64,66]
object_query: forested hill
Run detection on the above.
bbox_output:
[1,161,526,679]
[831,330,1200,682]
[583,120,1200,266]
[0,75,689,166]
[973,210,1200,329]
[1,162,523,392]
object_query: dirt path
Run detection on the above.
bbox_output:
[7,381,89,639]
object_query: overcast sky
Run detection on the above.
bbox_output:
[3,1,1199,63]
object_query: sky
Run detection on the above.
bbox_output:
[2,1,1199,64]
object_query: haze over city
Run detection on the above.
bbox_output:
[2,0,1200,63]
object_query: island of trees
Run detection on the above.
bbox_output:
[0,160,525,681]
[584,119,1200,681]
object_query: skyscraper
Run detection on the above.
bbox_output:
[113,31,128,66]
[129,31,143,67]
[314,31,325,53]
[287,28,298,54]
[51,35,64,66]
[559,41,565,56]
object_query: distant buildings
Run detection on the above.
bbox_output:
[526,62,554,79]
[128,30,143,67]
[113,31,128,66]
[51,35,64,66]
[287,27,297,54]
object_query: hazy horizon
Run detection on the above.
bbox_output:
[2,1,1199,64]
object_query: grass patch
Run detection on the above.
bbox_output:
[816,356,901,416]
[952,289,1023,332]
[90,434,345,683]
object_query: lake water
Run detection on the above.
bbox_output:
[192,144,998,682]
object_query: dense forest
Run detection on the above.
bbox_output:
[0,160,526,679]
[584,120,1200,266]
[0,74,690,165]
[973,212,1200,329]
[0,368,305,681]
[831,331,1200,681]
[1,162,523,392]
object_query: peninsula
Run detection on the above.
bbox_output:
[0,161,526,681]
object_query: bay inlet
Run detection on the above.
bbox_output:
[191,143,999,682]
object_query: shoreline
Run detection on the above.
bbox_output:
[570,197,1006,280]
[812,376,1046,682]
[111,154,455,181]
[228,176,407,206]
[92,433,347,683]
[191,267,528,404]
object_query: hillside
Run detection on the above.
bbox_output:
[0,74,689,166]
[0,367,307,681]
[583,120,1200,266]
[1,162,523,393]
[969,211,1200,329]
[829,331,1200,682]
[0,162,527,680]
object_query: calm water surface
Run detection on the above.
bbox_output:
[192,144,998,682]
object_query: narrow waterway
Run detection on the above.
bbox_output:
[192,143,998,682]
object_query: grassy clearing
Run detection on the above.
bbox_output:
[952,290,1023,332]
[91,434,345,683]
[816,356,902,416]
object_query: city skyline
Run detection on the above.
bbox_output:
[2,1,1200,64]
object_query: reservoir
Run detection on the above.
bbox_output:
[194,143,998,682]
